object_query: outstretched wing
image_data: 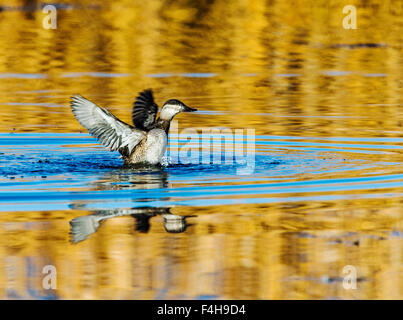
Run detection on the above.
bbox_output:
[70,95,146,157]
[132,89,158,131]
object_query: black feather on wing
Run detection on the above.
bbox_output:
[70,95,146,158]
[132,89,158,131]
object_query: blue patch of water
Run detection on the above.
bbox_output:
[0,133,401,212]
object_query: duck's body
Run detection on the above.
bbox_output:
[126,128,167,165]
[70,89,196,166]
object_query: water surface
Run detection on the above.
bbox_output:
[0,0,402,299]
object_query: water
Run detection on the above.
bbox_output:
[0,0,402,299]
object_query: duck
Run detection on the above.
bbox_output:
[70,89,197,165]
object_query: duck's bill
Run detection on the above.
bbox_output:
[183,105,197,112]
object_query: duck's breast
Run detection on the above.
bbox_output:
[143,128,167,164]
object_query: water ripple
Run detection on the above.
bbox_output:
[0,133,401,212]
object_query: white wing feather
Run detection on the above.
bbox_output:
[70,95,145,155]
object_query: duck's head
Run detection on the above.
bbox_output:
[158,99,197,121]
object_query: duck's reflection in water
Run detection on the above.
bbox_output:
[70,207,195,243]
[70,167,195,243]
[95,166,169,190]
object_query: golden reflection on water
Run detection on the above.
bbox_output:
[0,0,402,299]
[0,198,402,299]
[0,0,401,136]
